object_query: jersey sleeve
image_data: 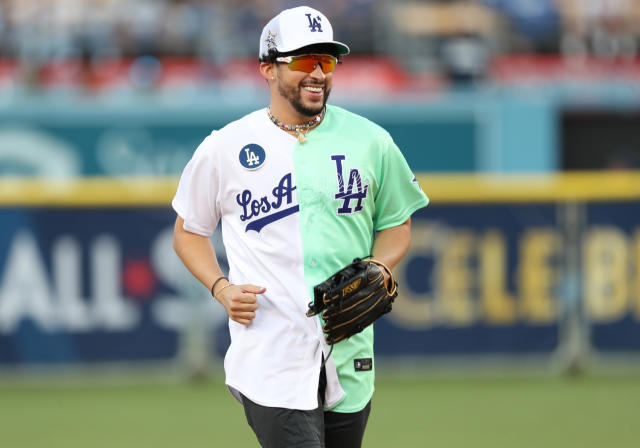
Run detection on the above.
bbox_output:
[171,135,220,237]
[373,133,429,231]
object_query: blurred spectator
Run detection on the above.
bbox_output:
[480,0,561,53]
[0,0,378,62]
[557,0,638,59]
[386,1,498,82]
[440,33,490,84]
[0,0,639,92]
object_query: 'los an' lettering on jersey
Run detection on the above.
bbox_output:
[172,105,429,412]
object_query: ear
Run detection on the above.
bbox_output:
[260,62,276,82]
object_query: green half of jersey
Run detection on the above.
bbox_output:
[293,105,429,412]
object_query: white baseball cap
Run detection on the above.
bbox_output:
[259,6,350,60]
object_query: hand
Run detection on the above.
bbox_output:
[215,283,265,325]
[382,269,391,289]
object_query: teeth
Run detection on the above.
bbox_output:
[304,86,323,93]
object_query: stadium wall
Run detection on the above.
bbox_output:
[1,82,636,177]
[0,88,567,176]
[1,173,639,372]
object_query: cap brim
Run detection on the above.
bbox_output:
[330,41,350,56]
[280,41,350,56]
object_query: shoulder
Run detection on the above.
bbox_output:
[193,109,265,159]
[217,109,265,136]
[325,105,394,159]
[326,105,391,141]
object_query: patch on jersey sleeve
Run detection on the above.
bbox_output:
[412,175,423,191]
[239,143,266,170]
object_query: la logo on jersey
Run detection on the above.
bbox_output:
[331,155,368,214]
[239,144,266,170]
[305,14,322,32]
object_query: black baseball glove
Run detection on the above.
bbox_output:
[306,257,398,344]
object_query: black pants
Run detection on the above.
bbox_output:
[324,401,371,448]
[242,363,370,448]
[242,394,371,448]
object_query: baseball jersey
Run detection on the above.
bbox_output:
[172,104,429,412]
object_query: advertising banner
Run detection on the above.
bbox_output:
[1,177,640,365]
[0,207,226,365]
[376,203,562,356]
[585,201,640,352]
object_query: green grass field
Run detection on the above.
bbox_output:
[1,373,639,448]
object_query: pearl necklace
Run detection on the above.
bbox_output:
[267,107,325,143]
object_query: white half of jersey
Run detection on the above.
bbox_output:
[172,109,344,410]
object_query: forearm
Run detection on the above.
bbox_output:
[172,216,224,292]
[173,216,262,325]
[371,218,412,272]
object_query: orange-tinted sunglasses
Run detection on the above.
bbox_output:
[275,54,339,74]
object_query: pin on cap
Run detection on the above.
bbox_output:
[259,6,350,60]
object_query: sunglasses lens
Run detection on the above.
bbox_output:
[289,56,336,73]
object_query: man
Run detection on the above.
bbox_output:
[172,6,429,447]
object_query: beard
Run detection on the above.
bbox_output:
[277,80,331,118]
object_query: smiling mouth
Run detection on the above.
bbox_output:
[302,85,324,94]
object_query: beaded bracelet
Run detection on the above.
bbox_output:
[210,276,228,297]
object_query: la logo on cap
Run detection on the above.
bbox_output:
[305,13,322,32]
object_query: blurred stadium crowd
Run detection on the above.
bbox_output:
[0,0,639,91]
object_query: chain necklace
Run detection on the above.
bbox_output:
[267,107,325,143]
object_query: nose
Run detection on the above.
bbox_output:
[310,63,326,78]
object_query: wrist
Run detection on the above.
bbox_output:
[213,282,234,300]
[210,276,228,297]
